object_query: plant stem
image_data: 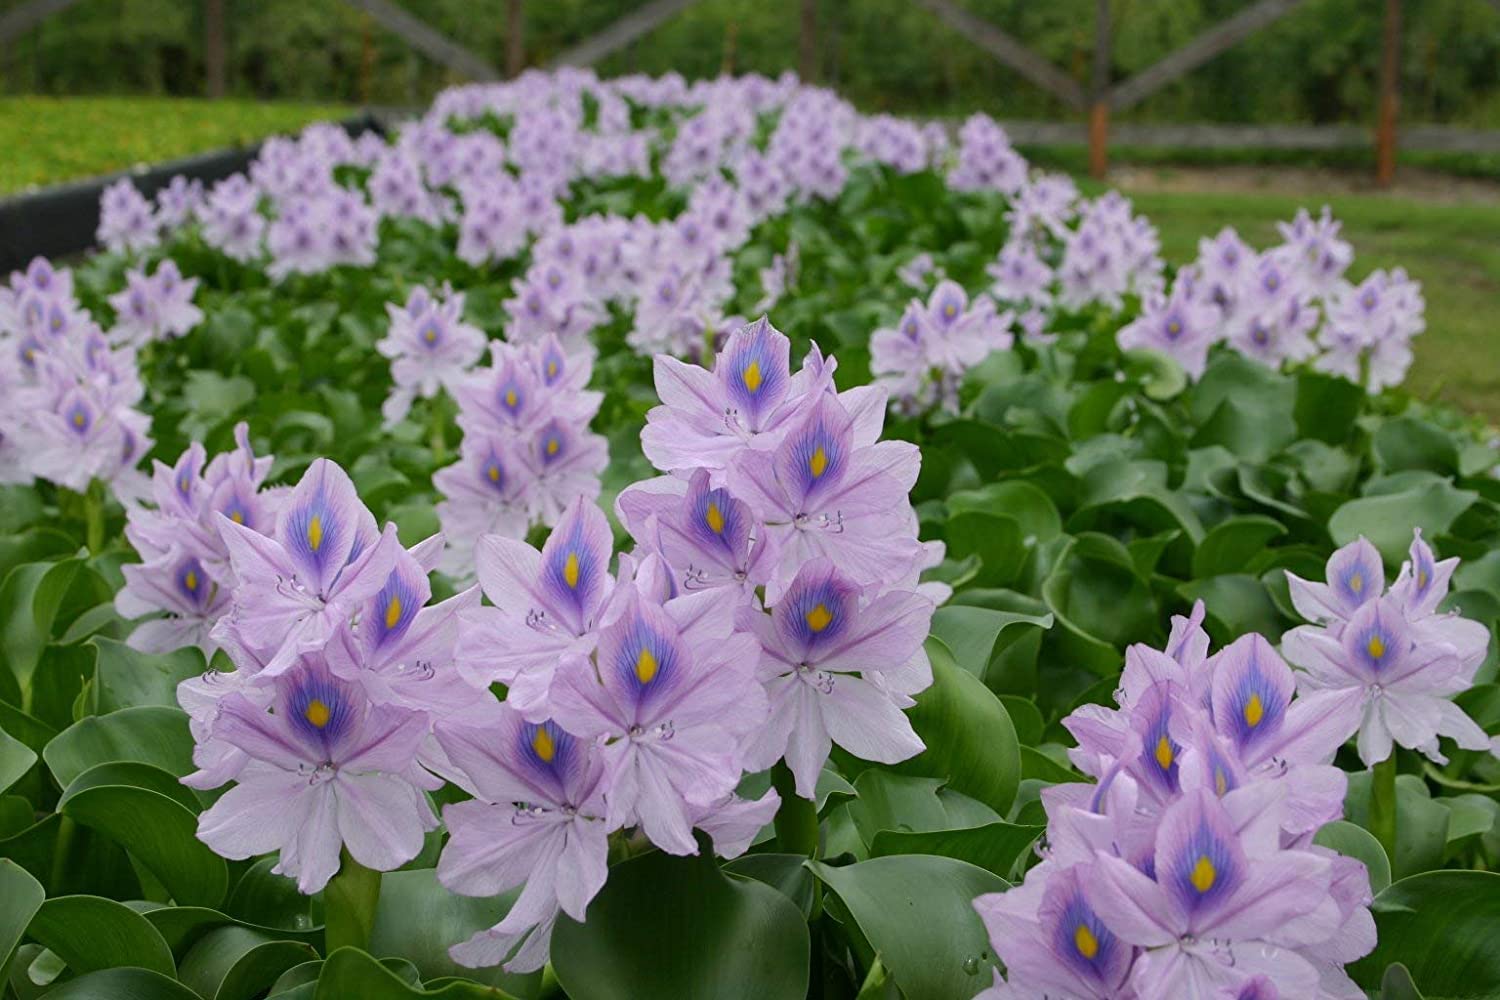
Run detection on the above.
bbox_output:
[1371,753,1399,868]
[771,760,819,858]
[428,400,447,462]
[324,847,382,954]
[83,478,105,555]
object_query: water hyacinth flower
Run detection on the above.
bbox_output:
[739,558,932,798]
[549,574,768,855]
[455,497,615,716]
[432,434,532,581]
[97,179,160,254]
[194,655,436,893]
[1282,531,1495,764]
[107,259,203,348]
[436,709,609,971]
[375,284,487,426]
[197,175,266,262]
[213,458,402,675]
[729,390,926,601]
[1117,279,1221,380]
[116,548,231,657]
[871,280,1013,416]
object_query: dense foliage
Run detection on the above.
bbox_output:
[7,0,1500,126]
[2,69,1500,999]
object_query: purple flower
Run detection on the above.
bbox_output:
[1117,279,1221,381]
[455,497,615,715]
[548,577,766,855]
[213,459,401,675]
[97,179,160,254]
[728,390,926,601]
[376,285,487,426]
[436,708,609,971]
[194,655,435,893]
[107,259,203,348]
[739,558,932,798]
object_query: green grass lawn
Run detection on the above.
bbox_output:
[0,97,351,195]
[1108,185,1500,423]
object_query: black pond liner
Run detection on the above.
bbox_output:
[0,112,387,273]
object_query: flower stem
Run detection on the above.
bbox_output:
[428,400,447,463]
[1371,753,1399,867]
[324,847,382,954]
[83,479,105,555]
[771,760,819,858]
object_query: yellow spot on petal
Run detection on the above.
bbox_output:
[1167,320,1182,336]
[305,699,331,729]
[1418,569,1429,589]
[487,464,501,483]
[943,303,957,319]
[635,646,658,684]
[384,596,403,630]
[423,327,437,344]
[1191,855,1217,893]
[505,389,518,408]
[229,509,245,525]
[1074,924,1098,960]
[547,360,559,378]
[184,571,198,592]
[71,410,86,427]
[743,360,763,394]
[564,552,580,589]
[546,437,560,456]
[1349,572,1363,594]
[307,515,324,553]
[809,446,828,479]
[1367,634,1386,660]
[1214,768,1227,797]
[1244,693,1264,728]
[532,726,556,762]
[1155,736,1174,772]
[706,502,725,534]
[806,603,833,633]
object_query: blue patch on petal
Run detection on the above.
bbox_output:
[535,421,569,468]
[613,614,679,699]
[689,482,742,555]
[1229,660,1284,750]
[1138,696,1180,796]
[284,491,340,580]
[176,556,209,610]
[783,572,854,650]
[1051,888,1119,983]
[370,565,421,649]
[788,418,844,498]
[1174,820,1238,911]
[286,671,355,756]
[542,516,599,617]
[517,719,575,776]
[723,328,786,424]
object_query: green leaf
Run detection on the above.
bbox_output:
[847,772,998,849]
[928,605,1053,684]
[1380,963,1425,1000]
[1349,870,1500,997]
[870,821,1042,880]
[1313,820,1392,894]
[177,925,318,1000]
[943,512,1023,588]
[0,860,44,984]
[30,968,200,1000]
[311,947,520,998]
[945,481,1061,543]
[809,855,1005,1000]
[552,843,809,1000]
[1191,515,1287,578]
[887,639,1020,816]
[1328,482,1478,566]
[0,727,37,796]
[57,780,228,908]
[43,705,195,788]
[1019,746,1077,784]
[1372,417,1460,476]
[26,894,176,977]
[366,868,544,997]
[89,638,207,715]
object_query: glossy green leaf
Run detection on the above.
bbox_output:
[1349,871,1500,997]
[552,843,809,1000]
[0,861,44,984]
[89,637,207,715]
[1328,482,1478,566]
[26,894,176,977]
[33,968,200,999]
[870,821,1042,879]
[887,638,1020,816]
[810,855,1005,1000]
[178,925,319,1000]
[1191,515,1287,578]
[43,705,195,788]
[1313,820,1392,894]
[311,947,519,998]
[0,727,36,796]
[1380,963,1426,1000]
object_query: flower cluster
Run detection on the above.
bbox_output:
[433,335,607,580]
[1117,209,1425,389]
[976,603,1376,997]
[97,178,161,254]
[871,278,1014,415]
[116,422,277,657]
[1283,531,1496,765]
[375,284,487,426]
[0,256,152,495]
[180,459,477,895]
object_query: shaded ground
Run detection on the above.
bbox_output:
[1097,165,1500,422]
[0,97,350,195]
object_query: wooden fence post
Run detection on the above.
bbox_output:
[1375,0,1401,188]
[204,0,225,98]
[506,0,524,78]
[1089,0,1110,178]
